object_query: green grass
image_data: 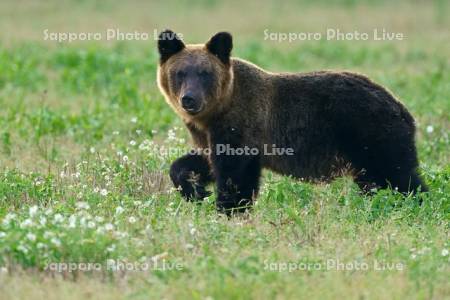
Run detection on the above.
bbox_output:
[0,0,449,299]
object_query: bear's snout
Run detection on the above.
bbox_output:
[181,93,203,114]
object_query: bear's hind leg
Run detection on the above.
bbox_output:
[382,169,428,195]
[170,152,213,201]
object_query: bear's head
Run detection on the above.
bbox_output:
[157,30,234,121]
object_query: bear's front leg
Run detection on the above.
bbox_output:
[211,150,261,214]
[170,152,213,201]
[209,127,261,214]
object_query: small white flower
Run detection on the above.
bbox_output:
[0,232,6,238]
[17,244,29,254]
[53,214,64,223]
[3,213,16,226]
[106,244,116,252]
[37,242,47,249]
[29,205,38,217]
[426,125,434,133]
[130,140,137,146]
[122,155,129,162]
[26,233,36,242]
[43,231,54,239]
[95,216,104,223]
[51,237,61,247]
[113,131,120,135]
[128,216,137,224]
[104,223,114,231]
[131,117,137,123]
[90,147,96,153]
[115,206,124,215]
[68,215,77,228]
[185,243,194,250]
[114,231,128,239]
[87,221,96,229]
[168,129,176,140]
[39,216,47,226]
[100,189,108,196]
[20,219,33,228]
[76,202,90,210]
[190,227,197,235]
[442,249,449,257]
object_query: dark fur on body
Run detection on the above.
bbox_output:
[157,30,427,214]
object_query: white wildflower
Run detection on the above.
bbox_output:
[442,249,449,257]
[168,129,176,140]
[426,125,434,133]
[115,206,124,215]
[51,237,61,247]
[43,231,54,239]
[128,216,137,224]
[100,189,108,196]
[53,214,64,223]
[39,216,47,226]
[76,202,90,210]
[20,219,33,228]
[104,223,114,231]
[29,205,38,217]
[2,213,16,226]
[68,215,76,228]
[17,244,28,254]
[26,233,36,242]
[37,243,47,249]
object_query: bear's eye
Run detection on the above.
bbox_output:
[176,70,186,78]
[198,70,210,78]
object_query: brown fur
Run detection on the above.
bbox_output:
[157,30,427,213]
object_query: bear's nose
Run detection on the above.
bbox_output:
[181,95,197,111]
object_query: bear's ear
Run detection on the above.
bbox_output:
[206,32,233,65]
[158,29,185,64]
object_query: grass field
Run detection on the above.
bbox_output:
[0,0,449,299]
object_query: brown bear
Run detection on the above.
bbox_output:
[157,30,427,214]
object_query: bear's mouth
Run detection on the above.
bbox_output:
[184,105,203,115]
[180,97,204,115]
